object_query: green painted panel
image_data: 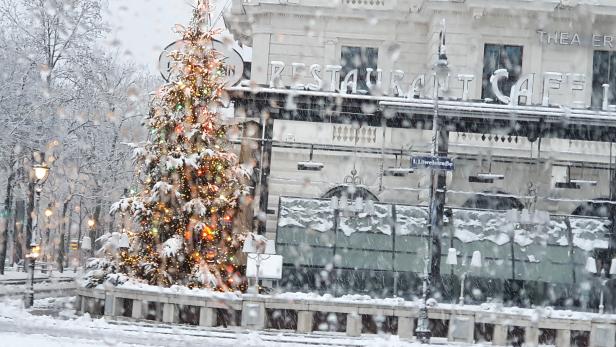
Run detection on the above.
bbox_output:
[336,231,393,251]
[277,227,335,247]
[395,235,428,253]
[278,244,334,267]
[394,252,425,272]
[336,249,393,271]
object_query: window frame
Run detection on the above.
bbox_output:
[481,43,524,101]
[340,45,379,94]
[591,50,616,108]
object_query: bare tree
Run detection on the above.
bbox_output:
[0,0,153,270]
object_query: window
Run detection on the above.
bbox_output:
[481,44,523,100]
[340,46,378,93]
[591,51,616,108]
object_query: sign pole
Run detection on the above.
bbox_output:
[417,20,448,344]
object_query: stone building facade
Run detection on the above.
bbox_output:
[225,0,616,305]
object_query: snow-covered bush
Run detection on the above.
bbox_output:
[82,258,121,288]
[81,232,131,288]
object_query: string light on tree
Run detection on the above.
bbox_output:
[110,0,248,291]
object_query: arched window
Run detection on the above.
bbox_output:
[322,185,379,202]
[462,190,524,210]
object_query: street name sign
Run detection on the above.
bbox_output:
[411,156,454,171]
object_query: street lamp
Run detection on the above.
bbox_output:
[85,217,96,260]
[33,164,49,182]
[447,249,483,305]
[242,233,275,294]
[44,205,53,218]
[586,256,616,314]
[80,235,92,269]
[25,160,49,308]
[417,20,449,344]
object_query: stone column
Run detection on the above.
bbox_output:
[555,329,571,347]
[75,295,83,314]
[131,300,143,320]
[448,315,475,343]
[492,325,508,346]
[104,293,122,317]
[346,312,362,337]
[525,326,539,347]
[79,297,88,314]
[162,303,179,323]
[241,301,265,330]
[297,311,313,334]
[397,317,415,339]
[199,307,217,327]
[590,323,616,347]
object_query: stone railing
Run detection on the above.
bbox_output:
[76,285,616,347]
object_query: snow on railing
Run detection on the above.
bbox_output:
[77,283,616,346]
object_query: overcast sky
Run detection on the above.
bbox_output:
[104,0,214,74]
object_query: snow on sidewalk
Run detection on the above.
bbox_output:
[0,297,468,347]
[0,268,78,282]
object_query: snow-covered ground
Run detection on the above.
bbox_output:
[0,268,78,282]
[0,269,77,299]
[0,297,466,346]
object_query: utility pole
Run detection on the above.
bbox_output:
[257,110,274,235]
[609,141,616,261]
[416,20,449,344]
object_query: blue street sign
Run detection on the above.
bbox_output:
[411,156,454,171]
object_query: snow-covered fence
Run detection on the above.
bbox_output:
[77,285,616,347]
[276,197,611,307]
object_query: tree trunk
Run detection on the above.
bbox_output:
[88,197,102,258]
[77,199,83,250]
[13,200,25,266]
[24,181,35,272]
[64,205,74,269]
[76,199,83,270]
[0,155,16,274]
[56,199,69,272]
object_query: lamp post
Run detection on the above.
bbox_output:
[417,20,449,344]
[242,233,274,294]
[25,159,49,308]
[587,256,616,314]
[44,204,52,262]
[86,217,95,258]
[24,242,39,308]
[446,248,483,305]
[80,234,92,270]
[118,233,129,264]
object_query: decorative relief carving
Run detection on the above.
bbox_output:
[332,125,378,144]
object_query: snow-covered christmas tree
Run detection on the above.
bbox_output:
[110,1,247,290]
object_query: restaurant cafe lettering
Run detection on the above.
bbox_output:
[268,61,616,112]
